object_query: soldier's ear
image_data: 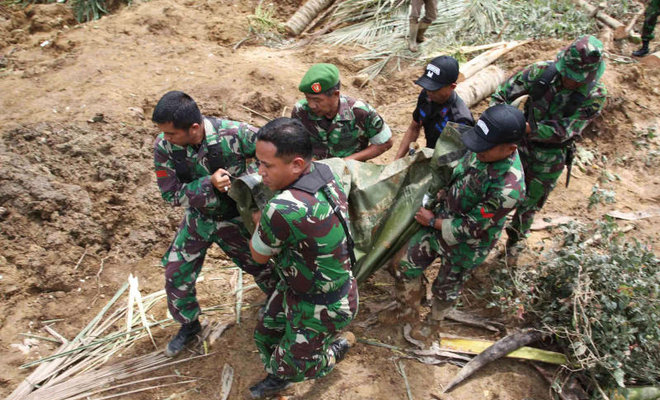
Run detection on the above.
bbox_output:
[290,156,307,173]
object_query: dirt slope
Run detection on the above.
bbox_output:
[1,0,658,399]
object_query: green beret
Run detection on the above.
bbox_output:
[298,63,340,94]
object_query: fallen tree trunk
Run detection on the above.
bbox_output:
[459,40,531,80]
[572,0,641,41]
[284,0,334,36]
[456,65,507,108]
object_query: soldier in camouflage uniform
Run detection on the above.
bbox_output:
[491,35,607,251]
[633,0,660,56]
[394,105,526,333]
[152,91,275,357]
[291,63,393,161]
[248,118,358,398]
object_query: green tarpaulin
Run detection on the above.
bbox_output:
[230,123,469,282]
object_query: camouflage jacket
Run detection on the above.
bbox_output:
[491,61,607,145]
[251,163,353,295]
[291,94,392,159]
[437,151,525,248]
[153,116,258,217]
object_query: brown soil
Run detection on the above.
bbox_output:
[1,1,658,399]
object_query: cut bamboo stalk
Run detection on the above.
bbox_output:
[455,65,508,108]
[439,334,568,365]
[443,330,546,393]
[284,0,335,36]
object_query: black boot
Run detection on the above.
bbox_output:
[330,331,355,363]
[249,374,291,399]
[633,40,650,57]
[164,320,201,357]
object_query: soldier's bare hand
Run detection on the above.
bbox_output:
[252,209,262,228]
[525,122,531,135]
[211,168,231,192]
[414,207,434,226]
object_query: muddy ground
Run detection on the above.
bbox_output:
[1,0,659,399]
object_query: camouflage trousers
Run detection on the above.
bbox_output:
[254,279,358,382]
[642,0,660,41]
[507,143,565,244]
[162,209,276,324]
[397,226,493,301]
[410,0,437,23]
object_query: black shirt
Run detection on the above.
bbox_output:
[412,90,474,149]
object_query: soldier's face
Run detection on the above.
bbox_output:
[305,91,340,119]
[476,143,517,163]
[256,140,307,190]
[158,122,203,146]
[426,83,456,104]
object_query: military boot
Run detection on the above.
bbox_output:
[330,331,356,363]
[249,374,292,399]
[164,319,201,357]
[408,298,454,341]
[633,40,650,57]
[416,21,431,43]
[379,277,423,324]
[429,297,454,322]
[408,21,420,52]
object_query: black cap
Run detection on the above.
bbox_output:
[461,104,526,153]
[414,56,459,91]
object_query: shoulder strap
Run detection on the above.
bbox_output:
[528,62,558,101]
[321,185,357,270]
[206,117,226,173]
[290,163,357,269]
[171,149,193,183]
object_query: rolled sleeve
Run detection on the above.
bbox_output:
[369,122,392,145]
[251,228,279,256]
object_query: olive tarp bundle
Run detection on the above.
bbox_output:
[229,123,469,282]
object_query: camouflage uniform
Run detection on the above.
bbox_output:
[641,0,660,42]
[251,163,359,382]
[398,150,525,301]
[154,116,274,324]
[291,94,392,159]
[491,36,607,243]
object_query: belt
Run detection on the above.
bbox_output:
[295,278,352,305]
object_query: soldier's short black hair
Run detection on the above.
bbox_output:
[257,117,313,161]
[322,81,341,97]
[151,91,202,130]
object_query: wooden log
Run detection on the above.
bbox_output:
[284,0,334,36]
[459,40,532,80]
[598,27,614,52]
[455,65,507,108]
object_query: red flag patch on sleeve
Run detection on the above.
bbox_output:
[155,170,168,178]
[480,206,495,218]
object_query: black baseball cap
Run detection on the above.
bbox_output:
[414,56,459,91]
[461,104,526,153]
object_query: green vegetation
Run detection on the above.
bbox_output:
[487,221,660,396]
[10,0,130,22]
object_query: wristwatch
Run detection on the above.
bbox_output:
[428,216,436,229]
